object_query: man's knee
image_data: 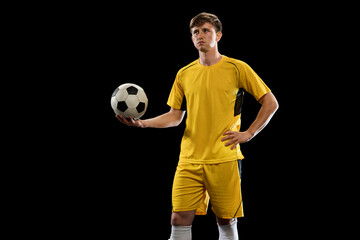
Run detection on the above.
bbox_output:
[171,211,196,226]
[217,218,238,240]
[217,217,236,226]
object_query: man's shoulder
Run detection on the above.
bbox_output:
[223,56,255,74]
[223,56,247,67]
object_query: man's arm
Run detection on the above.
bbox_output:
[116,107,186,128]
[221,91,279,150]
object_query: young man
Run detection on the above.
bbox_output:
[116,12,278,240]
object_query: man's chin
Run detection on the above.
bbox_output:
[198,46,209,53]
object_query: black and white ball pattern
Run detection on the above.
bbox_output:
[111,83,148,119]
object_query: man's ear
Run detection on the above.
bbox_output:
[191,35,195,43]
[216,31,222,42]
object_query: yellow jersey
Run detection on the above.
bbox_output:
[167,55,271,164]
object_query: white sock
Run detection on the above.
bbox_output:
[169,225,192,240]
[217,218,238,240]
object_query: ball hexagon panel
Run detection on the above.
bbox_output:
[125,95,140,108]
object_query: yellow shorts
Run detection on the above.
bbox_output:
[172,160,243,219]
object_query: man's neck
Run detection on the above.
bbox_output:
[199,49,222,66]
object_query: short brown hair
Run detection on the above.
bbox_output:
[189,12,222,33]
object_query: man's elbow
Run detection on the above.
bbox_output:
[260,92,279,113]
[173,120,182,127]
[169,108,186,127]
[174,111,186,126]
[272,98,279,113]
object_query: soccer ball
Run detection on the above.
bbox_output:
[111,83,148,120]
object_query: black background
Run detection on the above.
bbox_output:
[21,2,349,239]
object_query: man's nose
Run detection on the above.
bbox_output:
[198,31,204,38]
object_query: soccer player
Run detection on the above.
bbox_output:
[116,12,278,240]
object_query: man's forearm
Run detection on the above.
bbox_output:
[246,92,279,138]
[142,109,186,128]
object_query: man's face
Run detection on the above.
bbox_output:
[191,22,222,53]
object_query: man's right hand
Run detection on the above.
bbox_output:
[115,115,146,128]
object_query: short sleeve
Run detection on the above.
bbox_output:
[167,71,185,110]
[238,61,271,101]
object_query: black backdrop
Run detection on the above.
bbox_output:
[41,2,335,239]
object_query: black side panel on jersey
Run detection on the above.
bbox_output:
[234,88,245,116]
